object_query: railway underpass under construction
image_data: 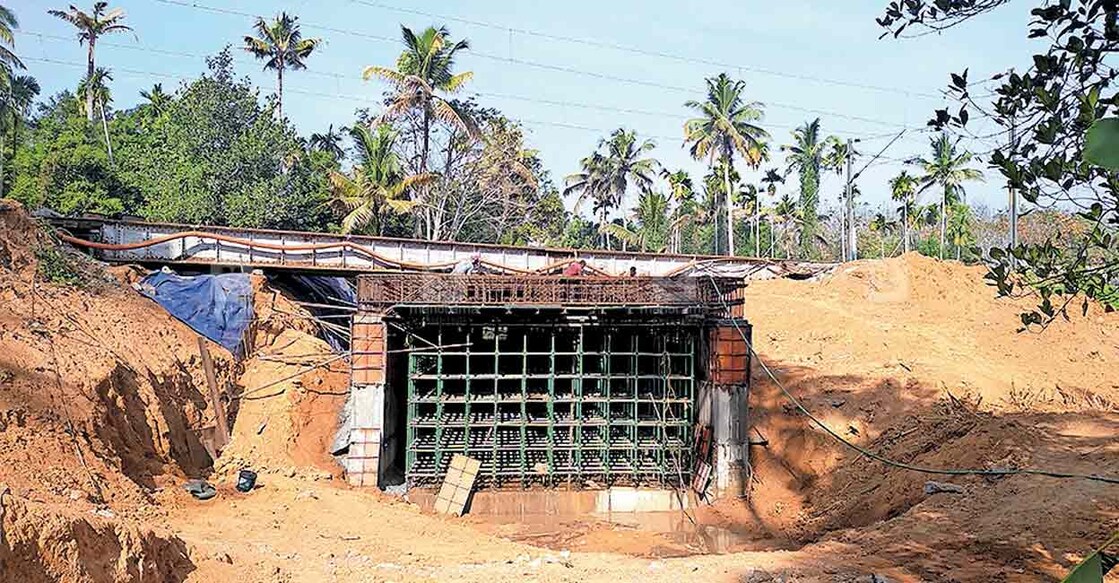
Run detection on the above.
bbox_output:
[52,216,794,507]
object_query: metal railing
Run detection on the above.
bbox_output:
[357,274,743,312]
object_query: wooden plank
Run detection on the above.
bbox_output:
[197,337,229,449]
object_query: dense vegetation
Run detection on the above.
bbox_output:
[0,2,1104,284]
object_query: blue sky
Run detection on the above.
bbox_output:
[13,0,1037,220]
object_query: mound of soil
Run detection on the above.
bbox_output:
[214,328,348,480]
[0,487,192,583]
[739,252,1119,580]
[0,200,240,512]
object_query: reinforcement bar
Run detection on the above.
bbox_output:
[48,216,835,278]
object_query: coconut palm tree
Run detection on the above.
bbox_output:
[601,128,658,207]
[603,190,671,252]
[888,170,918,254]
[912,133,984,259]
[309,124,345,160]
[684,73,769,256]
[364,25,478,177]
[48,2,131,122]
[565,152,611,246]
[0,5,24,84]
[138,82,170,114]
[330,124,434,235]
[565,129,658,248]
[243,12,320,121]
[782,119,843,258]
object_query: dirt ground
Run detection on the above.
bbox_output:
[2,198,1117,582]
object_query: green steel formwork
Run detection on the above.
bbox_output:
[403,321,697,489]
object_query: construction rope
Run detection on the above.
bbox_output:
[706,274,1119,486]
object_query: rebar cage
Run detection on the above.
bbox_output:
[402,320,698,489]
[358,274,742,315]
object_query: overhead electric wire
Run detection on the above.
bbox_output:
[23,54,940,154]
[28,31,938,144]
[146,0,925,131]
[347,0,944,100]
[704,274,1119,486]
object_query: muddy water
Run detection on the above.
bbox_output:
[473,511,796,557]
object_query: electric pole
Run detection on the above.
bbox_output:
[845,138,855,261]
[1008,114,1019,268]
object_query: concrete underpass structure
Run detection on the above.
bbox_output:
[50,217,783,506]
[347,274,753,504]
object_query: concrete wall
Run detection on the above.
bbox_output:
[347,313,387,487]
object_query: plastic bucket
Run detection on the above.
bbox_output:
[236,469,257,492]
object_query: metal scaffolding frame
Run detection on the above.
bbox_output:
[402,319,698,489]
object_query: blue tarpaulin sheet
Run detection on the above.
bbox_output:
[137,270,254,356]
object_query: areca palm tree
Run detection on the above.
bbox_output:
[49,2,131,121]
[661,168,694,252]
[913,133,984,259]
[733,182,760,255]
[946,202,976,261]
[684,73,769,256]
[363,25,478,177]
[772,193,800,259]
[243,12,321,121]
[330,124,434,235]
[77,67,113,161]
[889,170,918,253]
[868,212,895,258]
[782,118,842,258]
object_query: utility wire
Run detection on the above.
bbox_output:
[26,31,937,144]
[705,274,1119,486]
[23,55,938,156]
[347,0,944,100]
[146,0,925,131]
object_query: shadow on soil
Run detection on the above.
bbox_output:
[740,354,1119,581]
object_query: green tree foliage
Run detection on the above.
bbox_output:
[243,12,321,121]
[9,91,134,214]
[912,133,983,259]
[603,190,671,252]
[565,129,658,247]
[48,2,131,122]
[782,118,842,259]
[119,49,332,229]
[0,5,24,84]
[878,0,1119,321]
[329,123,428,235]
[889,170,918,253]
[365,25,478,178]
[684,73,768,255]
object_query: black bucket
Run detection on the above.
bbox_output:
[236,469,257,492]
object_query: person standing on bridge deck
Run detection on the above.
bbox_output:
[452,253,482,274]
[562,259,586,276]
